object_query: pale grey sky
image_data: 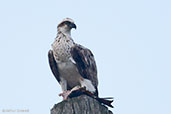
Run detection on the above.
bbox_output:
[0,0,171,114]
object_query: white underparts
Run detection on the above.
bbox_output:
[58,25,71,36]
[80,79,96,93]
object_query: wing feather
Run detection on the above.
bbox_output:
[48,50,60,83]
[71,44,98,96]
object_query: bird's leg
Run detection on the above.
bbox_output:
[59,90,71,100]
[59,78,70,100]
[59,86,81,100]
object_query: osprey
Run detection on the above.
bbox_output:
[48,18,98,100]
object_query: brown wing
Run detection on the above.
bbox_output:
[48,50,61,83]
[71,44,98,96]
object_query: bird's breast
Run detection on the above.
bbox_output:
[52,37,74,62]
[58,61,82,88]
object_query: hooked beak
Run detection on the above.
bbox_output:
[70,23,77,29]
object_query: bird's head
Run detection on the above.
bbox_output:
[57,18,76,35]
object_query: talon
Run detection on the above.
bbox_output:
[58,86,82,100]
[59,90,71,100]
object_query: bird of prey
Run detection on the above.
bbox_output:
[48,18,98,100]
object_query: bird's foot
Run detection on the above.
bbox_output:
[59,90,71,100]
[70,86,81,92]
[59,86,81,100]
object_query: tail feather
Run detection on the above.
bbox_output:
[96,97,114,108]
[100,97,113,99]
[68,87,114,108]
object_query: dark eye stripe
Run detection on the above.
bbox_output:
[58,21,72,28]
[64,21,71,25]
